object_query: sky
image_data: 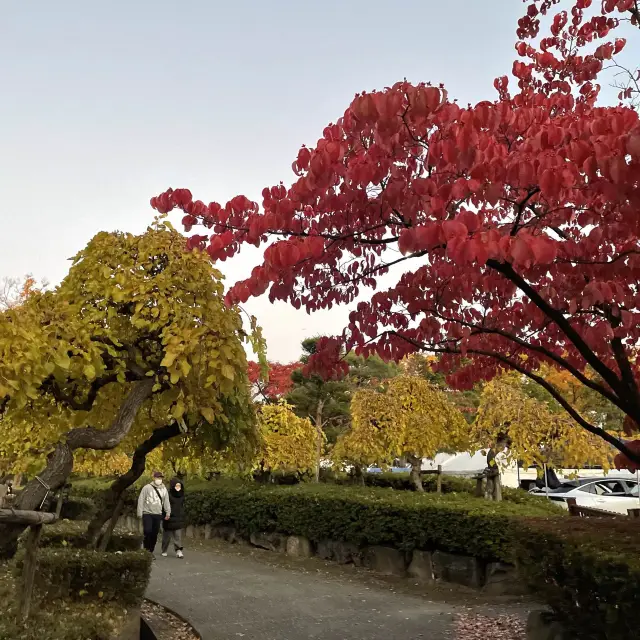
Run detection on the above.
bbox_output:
[1,1,638,362]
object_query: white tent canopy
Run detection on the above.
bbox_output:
[421,451,487,476]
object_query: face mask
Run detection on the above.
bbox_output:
[154,478,163,486]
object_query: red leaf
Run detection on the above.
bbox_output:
[442,220,468,241]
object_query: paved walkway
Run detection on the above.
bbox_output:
[147,540,533,640]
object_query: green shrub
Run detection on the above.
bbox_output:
[23,520,142,552]
[13,547,151,605]
[183,483,561,561]
[515,518,640,640]
[331,471,543,505]
[0,563,131,640]
[59,497,97,521]
[71,482,138,518]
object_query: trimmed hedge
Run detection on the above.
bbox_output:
[0,562,131,640]
[516,518,640,640]
[186,483,561,561]
[73,481,561,561]
[14,546,151,604]
[22,520,142,552]
[59,497,97,521]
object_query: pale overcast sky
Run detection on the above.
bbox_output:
[1,1,637,362]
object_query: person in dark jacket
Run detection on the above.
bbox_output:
[161,478,185,558]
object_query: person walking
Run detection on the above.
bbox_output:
[161,477,186,558]
[137,471,171,555]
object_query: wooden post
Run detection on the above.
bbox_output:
[54,491,64,518]
[20,524,43,620]
[436,465,443,494]
[474,475,484,497]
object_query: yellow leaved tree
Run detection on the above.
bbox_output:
[255,402,317,478]
[471,374,614,473]
[0,223,256,554]
[335,376,468,490]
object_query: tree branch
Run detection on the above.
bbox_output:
[66,378,155,450]
[487,260,626,399]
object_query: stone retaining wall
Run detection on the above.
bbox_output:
[118,517,526,595]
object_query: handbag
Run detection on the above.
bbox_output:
[152,485,167,518]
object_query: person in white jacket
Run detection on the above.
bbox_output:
[137,471,171,555]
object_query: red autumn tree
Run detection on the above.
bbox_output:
[248,361,300,401]
[151,1,640,463]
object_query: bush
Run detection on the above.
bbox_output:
[23,520,142,552]
[338,471,544,506]
[0,562,130,640]
[184,483,561,561]
[515,518,640,640]
[59,497,96,521]
[13,546,151,605]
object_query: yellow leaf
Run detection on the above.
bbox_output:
[222,364,235,380]
[200,407,215,423]
[161,351,177,368]
[171,399,185,419]
[55,353,71,369]
[83,364,96,380]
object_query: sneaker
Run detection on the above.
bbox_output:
[161,552,168,557]
[176,550,184,559]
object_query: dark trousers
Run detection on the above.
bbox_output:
[142,514,163,553]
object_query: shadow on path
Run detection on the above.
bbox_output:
[147,540,534,640]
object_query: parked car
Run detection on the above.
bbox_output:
[530,477,640,515]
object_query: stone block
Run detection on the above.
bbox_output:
[483,561,528,596]
[363,545,408,576]
[316,539,334,560]
[250,531,286,552]
[432,551,484,589]
[336,541,363,565]
[286,535,313,557]
[407,550,434,583]
[315,539,361,564]
[212,525,240,543]
[204,523,212,539]
[185,525,195,538]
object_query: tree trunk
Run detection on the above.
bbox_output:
[353,464,365,486]
[493,471,503,502]
[97,495,124,551]
[313,400,325,483]
[0,379,154,558]
[407,455,424,492]
[86,421,181,548]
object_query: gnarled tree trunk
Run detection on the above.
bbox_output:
[407,454,424,492]
[86,421,181,548]
[0,379,154,558]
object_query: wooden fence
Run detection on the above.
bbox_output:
[0,508,57,619]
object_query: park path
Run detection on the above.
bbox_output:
[147,539,532,640]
